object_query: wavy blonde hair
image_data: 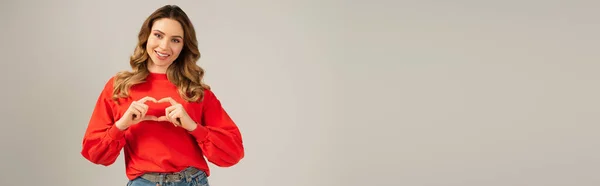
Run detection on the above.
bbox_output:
[112,5,210,104]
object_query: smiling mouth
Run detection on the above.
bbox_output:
[155,50,170,59]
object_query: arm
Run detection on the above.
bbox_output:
[188,90,245,167]
[80,77,126,166]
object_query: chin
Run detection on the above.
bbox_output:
[153,62,174,68]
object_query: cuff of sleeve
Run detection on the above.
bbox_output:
[108,124,126,141]
[189,125,209,142]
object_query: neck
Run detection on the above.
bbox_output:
[147,71,169,81]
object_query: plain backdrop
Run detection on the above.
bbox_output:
[1,0,599,186]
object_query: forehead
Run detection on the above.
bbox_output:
[151,18,184,36]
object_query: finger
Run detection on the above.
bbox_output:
[169,110,181,125]
[131,108,142,121]
[157,116,169,122]
[142,115,158,121]
[130,102,145,119]
[135,101,149,110]
[165,105,177,113]
[170,116,179,127]
[136,102,149,117]
[156,116,177,127]
[132,104,146,118]
[172,116,182,126]
[138,96,158,103]
[165,106,177,123]
[158,97,178,105]
[169,109,178,119]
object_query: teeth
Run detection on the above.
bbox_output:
[156,51,169,57]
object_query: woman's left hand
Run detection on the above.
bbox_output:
[157,97,197,131]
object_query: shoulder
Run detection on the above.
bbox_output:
[202,88,216,101]
[202,88,224,105]
[102,75,116,91]
[97,75,117,97]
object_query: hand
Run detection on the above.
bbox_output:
[157,97,197,131]
[115,96,158,130]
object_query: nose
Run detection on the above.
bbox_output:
[159,38,169,49]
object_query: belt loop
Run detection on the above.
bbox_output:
[185,168,192,182]
[158,174,164,186]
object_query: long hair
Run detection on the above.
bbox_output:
[112,5,210,104]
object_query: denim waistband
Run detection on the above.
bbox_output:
[140,167,206,184]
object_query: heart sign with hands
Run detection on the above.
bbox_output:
[114,96,197,131]
[115,96,160,130]
[156,97,197,132]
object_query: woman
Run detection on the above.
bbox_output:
[81,5,244,186]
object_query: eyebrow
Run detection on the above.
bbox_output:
[153,30,183,39]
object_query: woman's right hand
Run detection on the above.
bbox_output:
[115,96,158,130]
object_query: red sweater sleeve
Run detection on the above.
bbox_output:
[80,77,126,166]
[188,90,245,167]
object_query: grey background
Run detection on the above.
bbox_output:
[1,0,599,185]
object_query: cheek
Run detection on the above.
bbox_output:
[146,39,158,48]
[172,45,184,56]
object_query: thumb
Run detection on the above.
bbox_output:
[142,115,158,121]
[157,116,179,127]
[156,116,169,122]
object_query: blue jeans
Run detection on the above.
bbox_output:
[126,169,209,186]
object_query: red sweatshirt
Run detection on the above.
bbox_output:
[81,73,244,180]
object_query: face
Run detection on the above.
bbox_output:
[146,18,184,73]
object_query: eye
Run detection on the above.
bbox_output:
[154,33,162,38]
[172,39,181,43]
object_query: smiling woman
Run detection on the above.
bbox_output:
[146,19,185,72]
[113,4,207,103]
[80,5,245,186]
